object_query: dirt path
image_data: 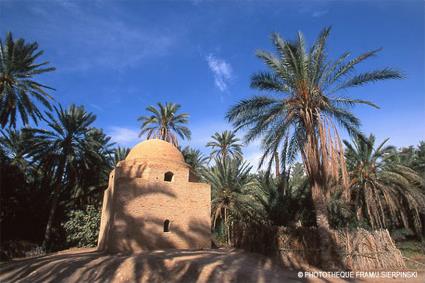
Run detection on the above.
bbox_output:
[0,248,423,283]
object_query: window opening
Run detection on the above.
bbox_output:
[164,219,170,232]
[164,171,174,182]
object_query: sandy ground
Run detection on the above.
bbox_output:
[0,248,423,283]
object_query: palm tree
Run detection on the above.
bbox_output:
[206,130,243,160]
[0,32,55,128]
[181,146,208,179]
[414,142,425,178]
[138,102,191,146]
[112,146,130,166]
[344,134,425,237]
[0,129,31,170]
[226,27,402,265]
[25,104,107,250]
[0,129,42,234]
[64,128,114,209]
[397,142,425,180]
[203,158,257,244]
[248,171,312,227]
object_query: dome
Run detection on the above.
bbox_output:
[125,139,185,163]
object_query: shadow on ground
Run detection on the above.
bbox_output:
[0,248,303,283]
[2,248,425,283]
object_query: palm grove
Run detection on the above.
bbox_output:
[1,29,424,263]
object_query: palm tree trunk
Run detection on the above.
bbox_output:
[225,208,229,245]
[229,220,233,246]
[42,161,65,251]
[302,120,336,268]
[41,185,60,251]
[311,180,335,268]
[355,191,362,221]
[274,151,280,177]
[223,207,232,246]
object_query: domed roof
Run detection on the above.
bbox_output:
[125,139,185,163]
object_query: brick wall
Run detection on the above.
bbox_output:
[98,157,211,253]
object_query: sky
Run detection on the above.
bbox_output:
[1,0,424,168]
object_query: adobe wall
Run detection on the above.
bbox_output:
[116,159,190,183]
[97,170,115,251]
[98,159,211,253]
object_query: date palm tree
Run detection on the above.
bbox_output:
[344,134,425,237]
[112,146,130,166]
[206,130,243,160]
[248,170,311,227]
[227,27,402,266]
[66,128,114,209]
[203,158,257,244]
[138,102,191,146]
[397,142,425,180]
[0,32,55,128]
[181,146,208,179]
[25,104,108,250]
[0,129,31,170]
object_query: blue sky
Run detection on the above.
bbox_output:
[1,0,424,167]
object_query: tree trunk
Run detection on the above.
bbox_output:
[311,180,336,269]
[355,190,363,221]
[274,151,280,178]
[301,113,340,268]
[225,208,230,246]
[42,161,65,251]
[41,185,61,251]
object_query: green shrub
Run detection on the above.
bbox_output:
[63,205,100,247]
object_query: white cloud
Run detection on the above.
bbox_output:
[297,1,330,18]
[108,126,140,146]
[312,10,328,18]
[89,103,104,112]
[206,54,232,92]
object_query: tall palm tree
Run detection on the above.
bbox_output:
[344,134,425,237]
[203,158,257,244]
[62,128,114,210]
[25,104,106,250]
[138,102,191,146]
[0,32,55,128]
[206,130,243,160]
[226,27,402,266]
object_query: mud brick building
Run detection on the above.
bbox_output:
[97,139,211,252]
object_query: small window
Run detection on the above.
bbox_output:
[164,171,174,182]
[163,219,170,232]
